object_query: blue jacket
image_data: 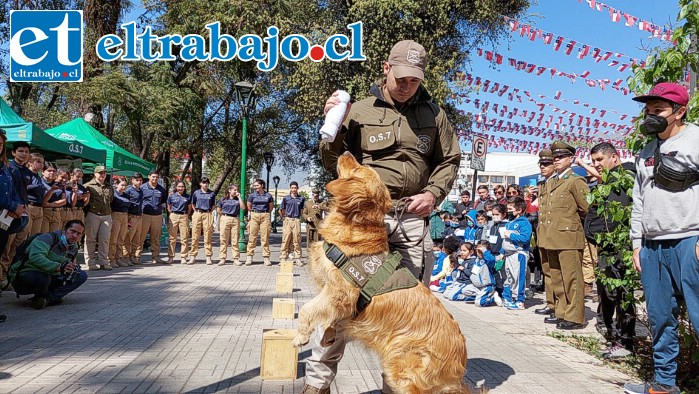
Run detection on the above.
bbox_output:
[502,216,532,253]
[432,252,447,276]
[0,164,22,213]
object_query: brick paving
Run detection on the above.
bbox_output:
[0,232,634,393]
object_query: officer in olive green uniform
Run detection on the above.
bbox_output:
[308,40,461,394]
[83,166,114,271]
[301,188,329,245]
[533,149,558,316]
[537,141,589,330]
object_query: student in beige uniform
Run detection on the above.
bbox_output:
[167,181,191,264]
[217,185,242,266]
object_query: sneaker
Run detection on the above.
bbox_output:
[263,257,271,266]
[623,381,680,394]
[507,302,525,310]
[603,344,632,360]
[186,256,196,265]
[493,292,503,307]
[166,257,174,264]
[245,255,253,266]
[218,259,226,266]
[30,296,47,310]
[117,259,130,267]
[88,264,99,271]
[152,257,165,264]
[234,259,242,266]
[502,300,516,309]
[110,262,120,269]
[206,257,213,265]
[101,264,113,271]
[299,384,330,394]
[131,258,142,265]
[295,259,304,267]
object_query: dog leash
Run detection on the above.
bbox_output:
[387,197,429,250]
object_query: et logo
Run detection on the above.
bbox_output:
[9,10,83,82]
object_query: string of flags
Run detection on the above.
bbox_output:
[458,128,634,158]
[458,98,634,136]
[453,72,637,122]
[576,0,675,43]
[474,49,630,94]
[502,15,646,71]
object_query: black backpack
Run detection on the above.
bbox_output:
[1,232,59,292]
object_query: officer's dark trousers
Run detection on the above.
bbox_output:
[595,252,636,350]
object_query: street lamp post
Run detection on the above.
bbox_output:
[235,81,256,253]
[272,175,281,233]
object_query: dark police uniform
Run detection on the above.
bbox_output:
[125,184,144,264]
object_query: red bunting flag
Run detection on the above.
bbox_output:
[580,70,590,78]
[565,40,577,55]
[554,91,562,99]
[543,32,553,44]
[553,36,564,51]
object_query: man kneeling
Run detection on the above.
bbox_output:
[9,220,88,309]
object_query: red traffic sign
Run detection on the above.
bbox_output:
[472,136,488,158]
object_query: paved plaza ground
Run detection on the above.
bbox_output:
[0,232,635,393]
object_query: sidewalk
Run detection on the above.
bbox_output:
[0,232,634,393]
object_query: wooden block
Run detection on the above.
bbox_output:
[276,272,294,293]
[279,261,293,273]
[260,328,298,380]
[272,298,295,319]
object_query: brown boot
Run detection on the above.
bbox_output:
[584,283,594,299]
[300,385,330,394]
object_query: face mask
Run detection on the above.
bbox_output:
[486,212,493,218]
[506,212,516,221]
[433,251,442,258]
[640,109,678,135]
[492,217,502,223]
[450,222,460,228]
[60,234,69,246]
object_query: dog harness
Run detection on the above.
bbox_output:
[323,242,418,314]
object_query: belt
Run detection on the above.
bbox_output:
[172,211,186,214]
[285,216,300,219]
[29,202,42,207]
[128,213,142,217]
[222,213,239,217]
[251,210,268,213]
[112,211,128,214]
[195,209,211,213]
[143,212,161,216]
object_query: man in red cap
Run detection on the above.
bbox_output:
[624,82,698,394]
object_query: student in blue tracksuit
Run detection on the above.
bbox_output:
[501,197,533,310]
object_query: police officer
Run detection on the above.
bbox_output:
[41,163,67,233]
[246,178,274,266]
[125,173,144,265]
[83,165,114,271]
[533,149,557,317]
[301,188,329,246]
[538,141,589,330]
[167,181,191,264]
[309,39,461,393]
[217,185,242,266]
[109,179,131,268]
[279,181,305,266]
[139,171,167,264]
[188,177,216,265]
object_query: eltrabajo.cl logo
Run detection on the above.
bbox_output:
[9,10,84,82]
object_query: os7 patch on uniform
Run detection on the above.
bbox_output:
[10,10,83,82]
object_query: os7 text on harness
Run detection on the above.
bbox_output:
[323,242,418,314]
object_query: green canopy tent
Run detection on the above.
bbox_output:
[46,118,155,176]
[0,98,107,164]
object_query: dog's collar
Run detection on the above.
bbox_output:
[322,241,409,314]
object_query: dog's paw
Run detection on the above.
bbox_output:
[292,334,310,348]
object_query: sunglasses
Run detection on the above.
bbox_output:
[495,191,504,195]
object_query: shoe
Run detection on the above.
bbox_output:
[30,296,47,310]
[295,259,304,267]
[507,302,525,310]
[584,283,594,299]
[556,320,585,330]
[603,344,632,360]
[186,256,196,265]
[166,257,174,264]
[493,292,503,307]
[245,255,253,266]
[88,264,99,271]
[110,263,120,269]
[544,315,562,324]
[263,257,271,266]
[595,324,613,340]
[152,257,165,264]
[218,259,226,266]
[117,259,130,267]
[101,264,113,271]
[131,258,142,265]
[623,381,680,394]
[234,259,242,266]
[502,300,516,309]
[205,257,213,265]
[299,384,330,394]
[534,307,555,315]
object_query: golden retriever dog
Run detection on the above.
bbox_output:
[293,152,470,394]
